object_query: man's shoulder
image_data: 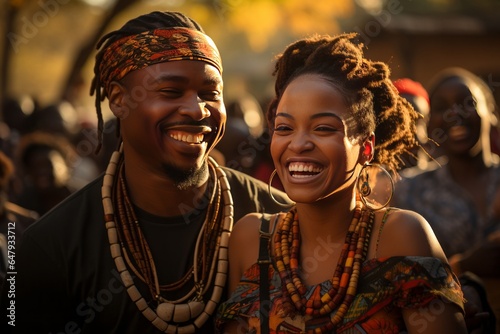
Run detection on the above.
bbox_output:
[221,167,279,197]
[221,167,292,218]
[222,166,266,186]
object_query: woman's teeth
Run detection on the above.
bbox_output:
[288,162,323,177]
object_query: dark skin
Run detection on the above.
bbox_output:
[224,75,467,334]
[428,77,499,333]
[107,60,226,217]
[428,79,491,218]
[428,78,498,258]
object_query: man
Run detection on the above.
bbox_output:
[0,11,290,333]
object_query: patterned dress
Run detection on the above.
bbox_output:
[216,256,464,333]
[394,165,500,256]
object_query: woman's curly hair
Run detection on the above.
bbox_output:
[267,33,420,176]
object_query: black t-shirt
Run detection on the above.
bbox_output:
[0,168,290,333]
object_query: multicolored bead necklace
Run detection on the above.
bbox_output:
[102,147,234,333]
[274,200,374,333]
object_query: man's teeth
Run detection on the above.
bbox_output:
[170,131,204,144]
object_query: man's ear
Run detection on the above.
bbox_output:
[360,133,375,164]
[107,81,128,119]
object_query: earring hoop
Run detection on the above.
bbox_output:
[268,169,294,207]
[356,163,394,211]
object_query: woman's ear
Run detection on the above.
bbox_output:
[107,81,128,119]
[360,134,375,164]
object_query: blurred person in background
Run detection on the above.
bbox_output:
[215,94,266,175]
[13,131,80,216]
[392,77,441,176]
[22,101,100,185]
[393,67,500,333]
[0,151,38,281]
[0,96,37,161]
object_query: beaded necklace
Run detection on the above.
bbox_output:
[102,147,234,333]
[274,200,374,333]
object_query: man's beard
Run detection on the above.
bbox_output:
[162,161,209,191]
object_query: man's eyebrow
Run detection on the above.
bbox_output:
[153,74,189,84]
[203,75,223,86]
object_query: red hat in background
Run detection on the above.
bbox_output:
[393,78,430,105]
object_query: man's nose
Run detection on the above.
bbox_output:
[178,95,210,120]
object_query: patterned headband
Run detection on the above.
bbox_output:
[99,27,222,94]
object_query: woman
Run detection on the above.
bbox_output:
[394,67,500,333]
[394,67,500,260]
[216,33,467,333]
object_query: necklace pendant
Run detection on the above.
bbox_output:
[156,301,205,323]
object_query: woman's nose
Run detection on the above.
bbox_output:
[288,132,314,152]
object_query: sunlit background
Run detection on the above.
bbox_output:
[2,0,500,123]
[2,2,500,326]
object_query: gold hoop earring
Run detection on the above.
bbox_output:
[268,170,294,208]
[356,163,394,211]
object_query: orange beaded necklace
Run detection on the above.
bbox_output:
[274,200,374,333]
[102,147,234,333]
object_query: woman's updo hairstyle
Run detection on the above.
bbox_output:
[267,33,420,176]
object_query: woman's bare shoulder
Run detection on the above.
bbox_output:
[375,208,447,261]
[232,212,284,237]
[229,212,283,260]
[227,212,283,292]
[232,212,263,232]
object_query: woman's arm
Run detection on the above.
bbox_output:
[403,304,467,334]
[227,213,263,294]
[377,209,468,334]
[221,213,264,334]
